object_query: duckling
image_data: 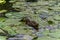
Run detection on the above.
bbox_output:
[20,17,39,31]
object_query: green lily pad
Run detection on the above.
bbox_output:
[2,26,17,35]
[37,36,60,40]
[0,10,7,13]
[0,0,6,4]
[54,15,60,21]
[0,36,7,40]
[5,12,27,19]
[49,29,60,38]
[0,17,6,22]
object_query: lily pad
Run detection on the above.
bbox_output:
[0,36,7,40]
[54,15,60,21]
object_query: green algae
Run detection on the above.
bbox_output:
[0,0,60,40]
